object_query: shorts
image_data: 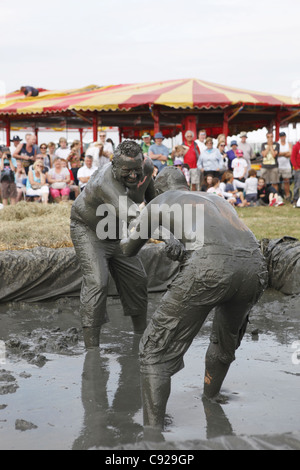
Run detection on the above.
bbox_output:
[1,181,17,199]
[189,168,200,185]
[278,168,292,180]
[260,167,279,185]
[245,193,257,203]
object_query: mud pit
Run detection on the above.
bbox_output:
[0,290,300,450]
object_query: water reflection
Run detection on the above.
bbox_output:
[72,336,142,450]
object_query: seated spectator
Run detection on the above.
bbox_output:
[15,160,27,202]
[231,149,248,182]
[173,159,190,185]
[26,161,49,204]
[61,160,79,199]
[148,132,169,172]
[141,133,153,157]
[20,86,39,97]
[257,177,283,206]
[207,177,224,197]
[0,147,17,206]
[39,143,52,169]
[29,154,50,174]
[200,174,213,192]
[244,169,258,204]
[54,137,70,161]
[197,137,223,178]
[47,157,71,203]
[77,155,97,191]
[224,172,248,207]
[219,171,237,204]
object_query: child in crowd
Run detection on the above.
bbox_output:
[200,174,213,191]
[257,177,284,206]
[224,172,248,207]
[244,169,258,204]
[207,177,224,197]
[231,149,248,183]
[173,159,190,185]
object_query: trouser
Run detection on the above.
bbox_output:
[70,220,148,330]
[139,247,268,429]
[293,170,300,202]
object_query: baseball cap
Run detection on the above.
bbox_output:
[141,133,150,138]
[240,132,247,138]
[279,132,286,137]
[236,149,244,157]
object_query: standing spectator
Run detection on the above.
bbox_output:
[48,142,56,167]
[13,133,37,174]
[244,169,258,204]
[195,129,207,154]
[278,131,292,201]
[238,132,254,177]
[148,132,169,172]
[54,137,70,161]
[197,137,223,178]
[39,143,51,169]
[47,158,71,202]
[0,147,17,206]
[67,142,81,184]
[181,130,200,191]
[140,133,153,157]
[261,131,279,191]
[15,160,27,202]
[231,149,248,182]
[20,86,39,97]
[291,138,300,206]
[77,155,97,191]
[226,140,238,171]
[9,135,22,157]
[26,161,49,204]
[217,140,228,174]
[87,131,114,165]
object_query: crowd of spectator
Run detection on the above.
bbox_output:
[0,128,300,208]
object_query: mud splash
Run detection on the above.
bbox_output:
[0,291,299,450]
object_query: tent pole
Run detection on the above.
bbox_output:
[79,128,83,154]
[93,115,98,142]
[5,119,10,147]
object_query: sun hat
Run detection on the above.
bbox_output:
[154,132,164,139]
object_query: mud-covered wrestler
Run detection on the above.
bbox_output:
[121,166,268,437]
[70,141,155,348]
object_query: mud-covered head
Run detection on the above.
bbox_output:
[112,140,144,188]
[154,166,189,195]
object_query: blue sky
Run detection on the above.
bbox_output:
[1,0,300,97]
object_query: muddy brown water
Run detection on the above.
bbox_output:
[0,289,299,450]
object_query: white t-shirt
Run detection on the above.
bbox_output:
[86,145,110,168]
[77,165,97,188]
[195,140,206,154]
[278,142,292,170]
[231,157,248,178]
[54,147,70,160]
[244,177,258,195]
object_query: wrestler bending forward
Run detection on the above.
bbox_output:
[121,166,268,439]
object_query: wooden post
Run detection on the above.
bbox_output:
[118,127,123,144]
[35,127,39,145]
[182,115,197,139]
[5,119,10,147]
[222,110,229,138]
[79,128,83,154]
[152,105,160,134]
[275,110,280,141]
[93,115,98,142]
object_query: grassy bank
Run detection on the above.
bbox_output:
[0,201,299,251]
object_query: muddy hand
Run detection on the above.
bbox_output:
[164,238,187,262]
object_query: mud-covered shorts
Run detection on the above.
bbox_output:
[140,245,268,377]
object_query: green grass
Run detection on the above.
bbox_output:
[236,204,300,240]
[0,201,299,251]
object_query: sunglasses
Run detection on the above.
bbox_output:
[40,146,47,149]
